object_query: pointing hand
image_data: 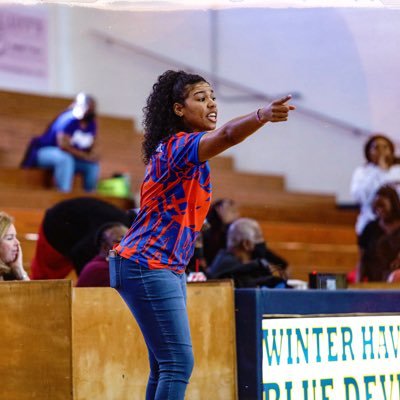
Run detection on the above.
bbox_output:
[258,94,296,123]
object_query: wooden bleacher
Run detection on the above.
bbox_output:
[0,89,359,281]
[259,221,358,281]
[1,280,237,400]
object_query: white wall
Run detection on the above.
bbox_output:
[3,4,400,203]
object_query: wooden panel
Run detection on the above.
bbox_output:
[213,186,334,206]
[72,281,237,400]
[0,280,73,400]
[0,167,88,191]
[209,156,235,171]
[239,203,358,225]
[288,264,355,282]
[0,90,71,119]
[0,188,134,210]
[0,168,53,189]
[186,281,237,400]
[212,170,285,192]
[349,282,400,289]
[72,288,148,400]
[256,221,358,281]
[260,221,357,245]
[271,242,358,281]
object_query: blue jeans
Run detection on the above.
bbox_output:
[36,146,99,192]
[114,255,194,400]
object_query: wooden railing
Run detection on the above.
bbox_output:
[0,280,237,400]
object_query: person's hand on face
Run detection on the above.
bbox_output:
[9,243,29,280]
[377,154,391,170]
[369,138,394,169]
[10,243,22,268]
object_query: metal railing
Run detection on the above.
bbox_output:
[90,28,372,138]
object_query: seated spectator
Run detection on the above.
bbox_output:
[186,228,208,282]
[203,198,240,265]
[0,212,29,281]
[77,222,128,287]
[30,197,135,280]
[357,184,400,282]
[21,93,100,192]
[350,134,400,235]
[207,217,289,288]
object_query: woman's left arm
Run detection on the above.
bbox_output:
[198,95,295,162]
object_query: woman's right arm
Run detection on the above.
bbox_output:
[198,95,295,162]
[350,165,386,205]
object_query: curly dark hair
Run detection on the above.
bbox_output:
[142,70,208,164]
[93,221,127,252]
[374,184,400,220]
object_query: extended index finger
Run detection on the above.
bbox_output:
[273,94,292,105]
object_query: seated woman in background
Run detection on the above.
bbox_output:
[0,212,30,281]
[351,134,400,235]
[357,185,400,282]
[202,198,240,265]
[21,93,100,193]
[76,221,128,287]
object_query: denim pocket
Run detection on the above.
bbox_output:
[109,250,121,289]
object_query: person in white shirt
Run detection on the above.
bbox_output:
[351,134,400,235]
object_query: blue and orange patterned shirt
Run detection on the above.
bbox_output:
[116,131,212,273]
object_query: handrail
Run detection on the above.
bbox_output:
[90,29,372,138]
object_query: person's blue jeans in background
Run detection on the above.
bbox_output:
[36,146,99,192]
[115,255,194,400]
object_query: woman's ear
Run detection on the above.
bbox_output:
[173,102,184,117]
[242,239,254,253]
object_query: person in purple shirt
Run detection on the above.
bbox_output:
[21,93,100,192]
[77,221,128,287]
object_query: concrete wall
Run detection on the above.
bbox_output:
[1,4,400,202]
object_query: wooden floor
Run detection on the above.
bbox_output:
[0,89,359,282]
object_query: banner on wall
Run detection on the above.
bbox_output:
[262,315,400,400]
[0,6,48,90]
